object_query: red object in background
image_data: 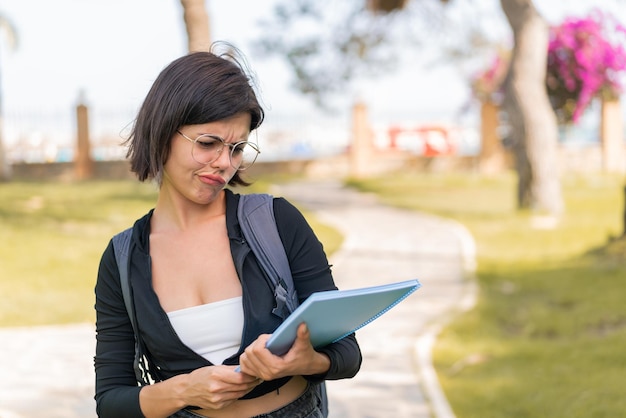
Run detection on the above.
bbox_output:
[387,125,455,156]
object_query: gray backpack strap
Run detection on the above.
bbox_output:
[237,193,329,417]
[111,227,153,385]
[112,228,135,334]
[237,193,299,320]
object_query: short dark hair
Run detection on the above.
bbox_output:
[125,45,264,186]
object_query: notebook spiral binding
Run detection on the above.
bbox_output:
[330,282,421,344]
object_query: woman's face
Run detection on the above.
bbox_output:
[162,112,252,205]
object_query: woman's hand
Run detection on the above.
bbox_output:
[139,365,262,417]
[181,365,261,410]
[238,323,330,381]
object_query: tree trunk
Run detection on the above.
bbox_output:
[0,140,10,181]
[0,16,16,181]
[349,101,374,178]
[0,113,10,181]
[180,0,211,52]
[600,97,625,173]
[75,102,93,180]
[479,100,507,175]
[500,0,563,215]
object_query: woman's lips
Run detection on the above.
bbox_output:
[198,173,226,186]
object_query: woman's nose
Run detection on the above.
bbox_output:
[211,145,231,168]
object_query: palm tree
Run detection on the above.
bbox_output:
[500,0,562,215]
[255,0,565,216]
[179,0,211,52]
[0,13,17,181]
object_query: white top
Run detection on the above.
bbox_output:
[167,296,244,365]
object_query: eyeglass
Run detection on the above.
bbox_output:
[177,130,260,170]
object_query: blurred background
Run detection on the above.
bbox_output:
[2,2,626,417]
[1,0,624,168]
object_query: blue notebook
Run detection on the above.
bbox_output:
[266,279,421,356]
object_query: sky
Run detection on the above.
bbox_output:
[0,0,624,150]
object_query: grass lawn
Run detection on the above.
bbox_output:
[348,171,626,418]
[0,178,341,327]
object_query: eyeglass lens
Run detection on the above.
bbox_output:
[192,135,259,170]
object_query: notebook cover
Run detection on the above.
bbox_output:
[266,279,421,356]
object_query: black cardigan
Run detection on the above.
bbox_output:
[94,189,362,417]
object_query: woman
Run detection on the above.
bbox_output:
[94,44,361,418]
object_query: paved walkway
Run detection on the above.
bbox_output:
[0,180,476,418]
[274,181,476,418]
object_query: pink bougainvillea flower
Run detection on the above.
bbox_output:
[470,9,626,125]
[547,9,626,124]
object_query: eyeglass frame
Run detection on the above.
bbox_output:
[176,130,260,170]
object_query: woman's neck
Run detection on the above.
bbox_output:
[152,189,227,233]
